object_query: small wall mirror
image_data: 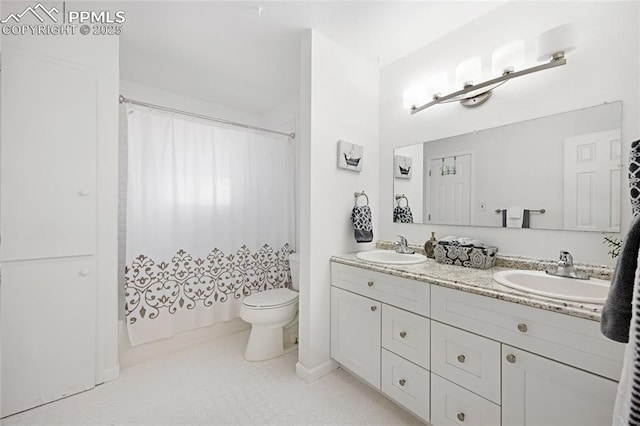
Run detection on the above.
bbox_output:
[393,101,622,232]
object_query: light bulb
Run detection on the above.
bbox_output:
[456,56,482,88]
[537,23,577,62]
[492,40,525,75]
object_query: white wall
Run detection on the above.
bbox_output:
[297,30,379,380]
[380,1,640,266]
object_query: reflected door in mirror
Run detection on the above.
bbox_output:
[427,154,471,225]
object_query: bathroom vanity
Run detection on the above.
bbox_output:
[330,254,624,426]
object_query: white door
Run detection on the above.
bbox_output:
[1,259,97,417]
[563,129,621,232]
[331,287,381,389]
[1,48,97,261]
[427,154,471,225]
[502,345,617,426]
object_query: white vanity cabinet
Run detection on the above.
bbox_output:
[430,285,623,426]
[502,345,618,426]
[330,262,431,422]
[330,261,625,426]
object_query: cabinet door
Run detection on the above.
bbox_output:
[1,48,97,261]
[331,287,381,388]
[502,345,617,426]
[1,258,97,417]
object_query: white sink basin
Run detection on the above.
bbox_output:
[356,250,427,265]
[493,270,610,304]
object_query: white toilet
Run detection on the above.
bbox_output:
[240,253,299,361]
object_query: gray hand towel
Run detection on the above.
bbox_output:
[601,214,640,342]
[351,205,373,243]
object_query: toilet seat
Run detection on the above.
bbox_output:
[242,288,298,310]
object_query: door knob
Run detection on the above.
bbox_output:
[370,306,377,311]
[457,354,466,363]
[398,379,406,386]
[457,412,465,422]
[399,331,407,338]
[517,323,528,333]
[506,354,516,363]
[367,281,374,287]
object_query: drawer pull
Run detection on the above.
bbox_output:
[457,412,465,422]
[457,354,466,363]
[517,323,528,333]
[367,281,374,287]
[370,306,377,312]
[398,378,406,386]
[506,354,517,363]
[79,268,90,276]
[399,331,407,338]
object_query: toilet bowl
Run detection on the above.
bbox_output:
[240,253,299,361]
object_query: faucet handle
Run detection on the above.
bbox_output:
[397,235,408,246]
[559,250,574,266]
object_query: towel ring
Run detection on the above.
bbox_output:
[354,191,369,207]
[395,194,409,207]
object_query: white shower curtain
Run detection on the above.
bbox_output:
[124,104,295,345]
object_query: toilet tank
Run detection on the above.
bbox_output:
[289,252,299,290]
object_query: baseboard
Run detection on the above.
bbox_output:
[296,359,338,382]
[102,364,120,382]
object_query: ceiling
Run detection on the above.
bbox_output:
[112,1,508,115]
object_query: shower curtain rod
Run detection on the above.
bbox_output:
[119,95,296,139]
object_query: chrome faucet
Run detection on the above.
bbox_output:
[394,235,415,254]
[546,250,590,280]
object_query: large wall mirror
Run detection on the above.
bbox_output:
[393,101,622,232]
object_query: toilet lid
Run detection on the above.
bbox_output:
[243,288,298,308]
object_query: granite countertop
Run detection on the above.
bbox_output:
[330,252,611,322]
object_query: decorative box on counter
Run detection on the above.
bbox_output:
[434,237,498,269]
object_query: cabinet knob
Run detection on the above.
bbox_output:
[457,354,466,363]
[399,331,407,338]
[506,354,516,363]
[79,268,90,276]
[398,379,406,386]
[457,412,465,422]
[517,323,528,333]
[367,281,374,287]
[370,306,377,312]
[79,189,91,197]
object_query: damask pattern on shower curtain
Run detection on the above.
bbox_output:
[124,243,292,325]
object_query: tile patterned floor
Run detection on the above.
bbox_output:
[3,331,422,425]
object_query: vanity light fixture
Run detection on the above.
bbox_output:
[408,24,577,114]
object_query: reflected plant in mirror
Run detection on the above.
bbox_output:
[393,101,623,231]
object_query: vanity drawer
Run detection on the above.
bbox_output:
[381,349,430,422]
[331,262,430,316]
[431,373,501,426]
[430,286,624,380]
[382,304,430,369]
[431,321,501,404]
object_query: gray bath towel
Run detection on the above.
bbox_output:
[601,214,640,342]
